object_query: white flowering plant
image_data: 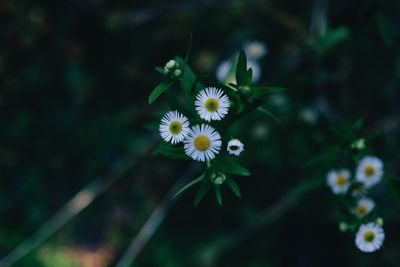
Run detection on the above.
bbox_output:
[148,40,285,205]
[323,121,389,253]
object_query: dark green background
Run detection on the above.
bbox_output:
[1,0,400,266]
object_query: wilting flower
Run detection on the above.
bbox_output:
[355,223,384,252]
[355,198,375,218]
[195,87,230,121]
[356,156,384,188]
[159,111,190,144]
[326,169,351,194]
[227,139,244,156]
[183,124,222,162]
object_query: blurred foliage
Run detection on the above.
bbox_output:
[1,0,400,266]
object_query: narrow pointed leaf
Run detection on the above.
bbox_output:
[156,143,189,160]
[226,179,241,198]
[148,80,174,104]
[155,66,165,74]
[194,180,210,206]
[172,175,204,199]
[245,68,253,85]
[257,107,281,123]
[218,161,251,176]
[184,33,193,63]
[235,50,247,86]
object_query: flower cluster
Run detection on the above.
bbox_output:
[326,155,385,253]
[159,87,244,162]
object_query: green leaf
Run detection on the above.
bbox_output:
[194,180,210,206]
[175,56,204,95]
[235,50,247,86]
[156,142,189,160]
[172,175,204,199]
[257,107,281,123]
[226,179,241,198]
[155,66,165,74]
[148,80,174,104]
[250,86,287,100]
[215,186,223,206]
[245,68,253,85]
[218,161,251,176]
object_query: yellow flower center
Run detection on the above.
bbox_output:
[357,205,368,216]
[336,175,347,186]
[363,230,376,242]
[364,165,375,177]
[169,120,182,135]
[205,98,219,112]
[194,135,211,152]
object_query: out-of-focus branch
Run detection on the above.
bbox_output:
[115,163,201,267]
[0,136,158,267]
[193,179,323,267]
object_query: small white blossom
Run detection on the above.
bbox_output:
[355,223,384,253]
[356,156,384,188]
[195,87,230,121]
[326,169,351,194]
[227,139,244,156]
[159,111,190,144]
[183,124,222,162]
[355,198,375,218]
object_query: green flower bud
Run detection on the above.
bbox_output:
[165,60,177,69]
[339,222,348,232]
[351,138,366,150]
[376,217,384,226]
[173,69,182,77]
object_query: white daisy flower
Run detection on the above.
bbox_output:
[326,169,351,195]
[243,41,268,60]
[355,198,375,218]
[227,139,244,156]
[356,156,384,188]
[159,111,190,144]
[355,223,384,252]
[195,87,230,121]
[183,124,222,162]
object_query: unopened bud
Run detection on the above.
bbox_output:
[339,222,348,232]
[351,138,366,150]
[173,69,182,77]
[376,217,384,226]
[165,60,177,69]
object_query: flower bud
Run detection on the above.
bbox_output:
[375,217,384,226]
[351,138,366,150]
[165,60,177,69]
[339,222,348,232]
[173,69,182,77]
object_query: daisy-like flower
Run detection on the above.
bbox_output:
[355,198,375,218]
[195,87,230,122]
[227,139,244,156]
[243,41,268,60]
[159,111,190,144]
[355,223,384,252]
[183,124,221,162]
[356,156,384,188]
[326,169,351,195]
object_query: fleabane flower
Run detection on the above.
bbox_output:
[326,169,351,194]
[183,124,221,162]
[227,139,244,156]
[159,111,190,144]
[243,41,268,60]
[355,223,384,252]
[195,87,230,121]
[355,198,375,218]
[356,156,384,188]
